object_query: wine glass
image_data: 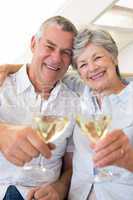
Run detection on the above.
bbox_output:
[21,89,78,187]
[22,113,69,185]
[76,92,117,183]
[21,99,70,187]
[0,97,70,187]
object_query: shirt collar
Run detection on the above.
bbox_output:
[109,82,133,104]
[45,80,62,102]
[16,64,33,95]
[15,63,62,99]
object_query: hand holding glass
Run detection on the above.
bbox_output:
[22,113,69,186]
[77,93,117,183]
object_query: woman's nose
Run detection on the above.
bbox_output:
[87,61,98,72]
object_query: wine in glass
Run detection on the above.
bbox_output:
[33,115,69,143]
[76,113,111,144]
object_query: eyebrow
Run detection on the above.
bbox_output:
[46,39,72,53]
[78,60,86,65]
[46,39,56,47]
[78,52,102,64]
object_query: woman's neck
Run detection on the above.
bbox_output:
[95,79,126,96]
[108,79,126,95]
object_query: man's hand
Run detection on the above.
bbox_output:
[27,182,63,200]
[0,64,22,86]
[0,124,53,166]
[27,152,73,200]
[92,129,133,172]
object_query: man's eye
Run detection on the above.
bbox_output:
[62,50,72,57]
[46,45,54,50]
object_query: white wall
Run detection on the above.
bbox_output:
[0,0,119,64]
[57,0,117,28]
[119,43,133,73]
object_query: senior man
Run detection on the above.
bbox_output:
[0,15,78,200]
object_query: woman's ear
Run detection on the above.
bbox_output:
[30,36,37,53]
[113,57,118,66]
[115,60,118,66]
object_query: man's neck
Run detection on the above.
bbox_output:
[27,64,58,99]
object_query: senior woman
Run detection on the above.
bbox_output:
[68,28,133,200]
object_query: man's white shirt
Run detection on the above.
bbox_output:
[0,64,78,199]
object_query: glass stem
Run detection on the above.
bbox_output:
[93,167,99,176]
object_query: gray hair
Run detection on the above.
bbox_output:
[72,28,122,78]
[73,28,118,66]
[36,15,78,39]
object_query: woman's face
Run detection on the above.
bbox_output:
[77,43,118,92]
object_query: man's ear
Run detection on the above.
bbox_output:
[30,36,37,53]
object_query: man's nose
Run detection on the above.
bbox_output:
[51,51,62,64]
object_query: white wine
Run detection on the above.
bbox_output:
[76,115,111,143]
[33,116,68,142]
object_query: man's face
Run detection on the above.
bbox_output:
[29,24,74,92]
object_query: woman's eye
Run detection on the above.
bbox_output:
[94,56,102,61]
[79,63,87,68]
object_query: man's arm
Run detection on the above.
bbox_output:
[0,122,52,166]
[0,64,22,85]
[27,152,73,200]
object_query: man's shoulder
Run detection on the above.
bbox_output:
[60,81,79,99]
[1,64,26,89]
[63,71,85,95]
[0,74,15,90]
[63,71,80,83]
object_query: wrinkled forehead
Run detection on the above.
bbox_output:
[41,24,74,49]
[77,43,113,62]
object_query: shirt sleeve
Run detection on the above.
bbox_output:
[123,124,133,145]
[63,72,84,96]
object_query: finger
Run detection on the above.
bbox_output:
[19,139,39,158]
[5,154,25,166]
[94,129,124,151]
[27,188,38,200]
[94,147,125,168]
[94,131,129,163]
[39,193,52,200]
[11,147,33,163]
[27,130,52,159]
[34,186,50,199]
[93,138,122,162]
[47,143,56,150]
[51,192,59,200]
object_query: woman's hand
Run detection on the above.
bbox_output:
[92,129,133,172]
